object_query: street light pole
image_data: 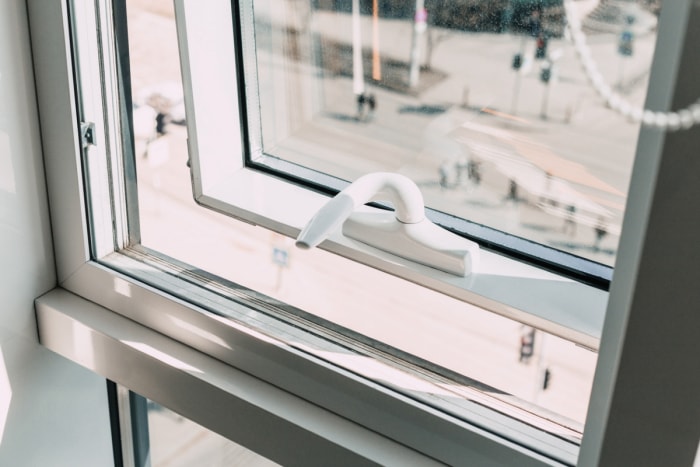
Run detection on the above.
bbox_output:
[352,0,365,96]
[372,0,381,81]
[408,0,426,89]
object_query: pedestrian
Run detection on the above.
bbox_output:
[439,161,451,189]
[594,216,608,251]
[356,93,366,121]
[542,368,552,390]
[467,159,481,185]
[540,171,554,205]
[367,94,376,120]
[455,156,469,185]
[155,112,168,136]
[506,179,519,203]
[535,33,547,60]
[563,204,577,236]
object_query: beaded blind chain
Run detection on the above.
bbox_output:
[563,0,700,131]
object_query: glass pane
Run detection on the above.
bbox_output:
[124,0,596,432]
[252,0,660,267]
[146,399,279,466]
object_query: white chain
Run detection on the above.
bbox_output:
[563,0,700,131]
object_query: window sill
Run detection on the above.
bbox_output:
[44,261,578,465]
[35,288,439,466]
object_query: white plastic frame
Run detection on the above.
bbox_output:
[28,0,577,465]
[175,0,607,351]
[29,0,700,465]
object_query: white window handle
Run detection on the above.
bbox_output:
[296,172,479,276]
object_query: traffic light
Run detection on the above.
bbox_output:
[619,30,634,56]
[512,53,522,70]
[540,65,551,83]
[519,328,535,362]
[535,36,547,59]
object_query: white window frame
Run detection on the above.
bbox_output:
[174,0,609,350]
[28,0,700,466]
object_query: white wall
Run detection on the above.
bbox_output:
[0,1,113,465]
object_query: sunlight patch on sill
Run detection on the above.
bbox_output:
[123,341,203,374]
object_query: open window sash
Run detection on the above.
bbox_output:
[174,0,607,351]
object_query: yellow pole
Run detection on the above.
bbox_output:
[372,0,381,81]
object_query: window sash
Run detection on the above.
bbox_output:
[187,0,614,288]
[174,0,607,350]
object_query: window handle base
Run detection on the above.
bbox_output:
[343,211,479,276]
[296,172,479,276]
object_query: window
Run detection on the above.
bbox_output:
[177,0,659,276]
[173,0,616,345]
[130,0,599,428]
[30,0,700,465]
[146,400,279,466]
[114,388,280,467]
[229,0,650,271]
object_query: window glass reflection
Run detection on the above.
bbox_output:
[125,0,602,430]
[254,0,659,266]
[147,400,280,467]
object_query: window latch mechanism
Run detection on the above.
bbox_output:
[80,121,97,148]
[295,172,479,276]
